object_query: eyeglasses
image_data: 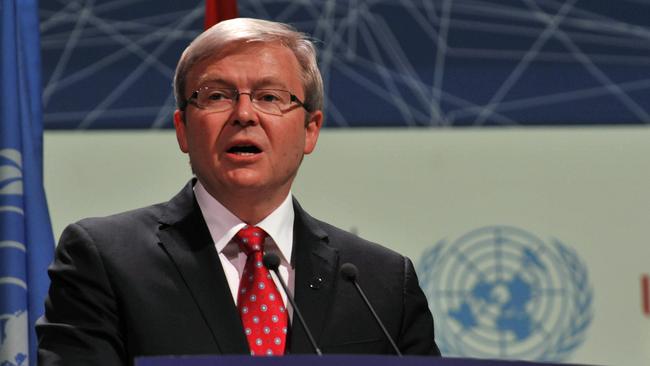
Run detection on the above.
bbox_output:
[180,86,311,116]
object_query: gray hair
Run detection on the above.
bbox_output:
[173,18,323,113]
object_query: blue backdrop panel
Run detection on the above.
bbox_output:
[40,0,650,129]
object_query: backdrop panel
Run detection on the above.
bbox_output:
[40,0,650,129]
[44,128,650,365]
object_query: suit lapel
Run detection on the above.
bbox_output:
[289,199,339,354]
[156,181,248,355]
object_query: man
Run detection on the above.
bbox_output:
[37,18,440,365]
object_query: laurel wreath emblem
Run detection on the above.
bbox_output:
[544,239,593,361]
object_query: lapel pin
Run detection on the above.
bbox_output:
[308,276,324,289]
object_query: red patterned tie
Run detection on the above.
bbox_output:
[235,226,288,356]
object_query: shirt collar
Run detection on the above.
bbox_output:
[193,180,294,265]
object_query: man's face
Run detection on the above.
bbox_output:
[174,42,322,204]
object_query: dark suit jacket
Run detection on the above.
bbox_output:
[37,181,440,365]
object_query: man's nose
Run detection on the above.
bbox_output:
[230,93,258,126]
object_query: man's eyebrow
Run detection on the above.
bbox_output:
[194,76,290,90]
[252,77,288,90]
[195,77,235,88]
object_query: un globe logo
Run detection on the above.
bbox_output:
[1,148,29,366]
[0,311,28,366]
[417,226,593,361]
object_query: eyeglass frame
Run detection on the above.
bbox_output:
[179,86,313,115]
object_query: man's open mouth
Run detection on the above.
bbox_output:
[227,144,262,155]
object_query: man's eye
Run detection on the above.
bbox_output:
[257,93,281,103]
[206,91,228,101]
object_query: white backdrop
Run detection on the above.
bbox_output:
[44,128,650,366]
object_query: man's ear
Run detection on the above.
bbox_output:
[173,110,189,153]
[304,110,323,155]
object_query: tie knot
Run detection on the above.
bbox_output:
[234,226,267,255]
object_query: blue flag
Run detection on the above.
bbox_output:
[1,1,56,365]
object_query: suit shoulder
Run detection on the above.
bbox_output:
[74,201,166,232]
[58,201,168,254]
[314,218,405,261]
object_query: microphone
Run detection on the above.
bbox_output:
[262,253,323,356]
[339,263,403,357]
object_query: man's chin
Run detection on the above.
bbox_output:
[198,168,295,199]
[222,170,266,188]
[215,176,277,197]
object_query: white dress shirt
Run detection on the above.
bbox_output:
[193,181,295,314]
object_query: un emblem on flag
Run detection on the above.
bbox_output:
[0,149,29,366]
[417,226,593,361]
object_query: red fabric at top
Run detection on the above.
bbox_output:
[205,0,238,30]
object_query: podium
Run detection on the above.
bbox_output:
[135,355,587,366]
